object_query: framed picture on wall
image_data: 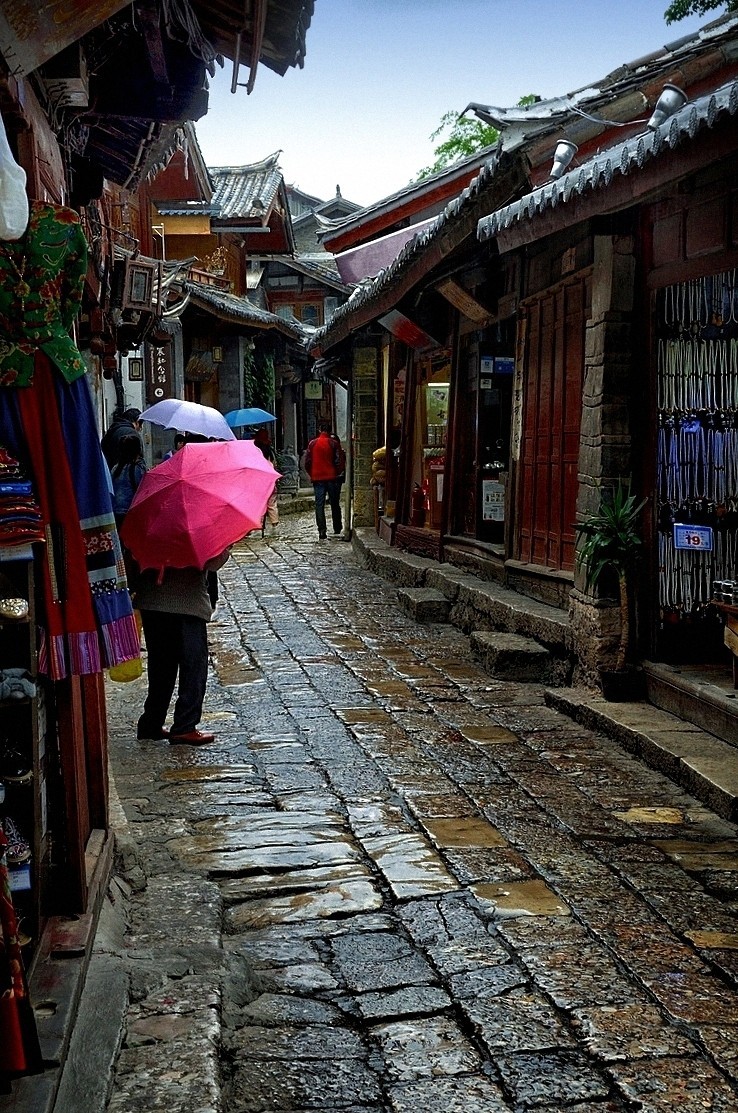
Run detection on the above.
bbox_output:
[305,381,323,400]
[128,357,143,381]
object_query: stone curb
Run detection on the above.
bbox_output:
[546,687,738,821]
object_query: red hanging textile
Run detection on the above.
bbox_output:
[0,829,41,1078]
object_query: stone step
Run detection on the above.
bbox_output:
[397,587,451,623]
[643,661,738,745]
[547,687,738,821]
[471,630,565,684]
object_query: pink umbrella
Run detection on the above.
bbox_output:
[120,440,280,572]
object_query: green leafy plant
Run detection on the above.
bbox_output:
[665,0,735,24]
[576,484,647,672]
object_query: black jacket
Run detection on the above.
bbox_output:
[101,418,138,468]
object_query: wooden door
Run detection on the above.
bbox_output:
[518,275,589,570]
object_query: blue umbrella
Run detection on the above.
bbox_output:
[225,407,276,428]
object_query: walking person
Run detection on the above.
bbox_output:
[304,421,343,539]
[100,407,142,469]
[110,433,146,529]
[253,427,279,536]
[134,547,232,745]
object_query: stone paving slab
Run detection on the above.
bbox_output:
[52,514,738,1113]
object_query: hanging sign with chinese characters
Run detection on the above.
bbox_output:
[146,342,174,404]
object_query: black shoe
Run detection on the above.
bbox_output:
[318,533,327,540]
[136,727,170,742]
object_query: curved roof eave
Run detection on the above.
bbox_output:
[312,151,527,356]
[478,78,738,244]
[184,281,305,340]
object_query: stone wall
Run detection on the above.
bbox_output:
[571,233,637,682]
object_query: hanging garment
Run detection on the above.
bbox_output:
[0,202,88,387]
[0,203,138,677]
[0,830,42,1078]
[0,111,28,242]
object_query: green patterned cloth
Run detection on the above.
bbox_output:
[0,201,87,387]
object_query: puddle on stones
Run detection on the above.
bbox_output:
[335,707,395,726]
[459,724,519,745]
[161,765,257,783]
[612,806,684,825]
[685,930,738,949]
[653,838,738,873]
[472,879,571,918]
[422,817,509,849]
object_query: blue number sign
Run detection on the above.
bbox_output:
[673,523,713,551]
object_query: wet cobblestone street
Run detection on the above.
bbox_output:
[103,513,738,1113]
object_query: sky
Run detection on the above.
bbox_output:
[194,0,711,208]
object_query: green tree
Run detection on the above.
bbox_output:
[416,95,539,180]
[416,112,499,180]
[665,0,735,20]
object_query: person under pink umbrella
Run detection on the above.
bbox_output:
[134,546,231,746]
[120,438,279,746]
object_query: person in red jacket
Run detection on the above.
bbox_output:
[304,420,344,539]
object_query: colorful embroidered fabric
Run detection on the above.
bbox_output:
[0,203,138,678]
[0,201,87,388]
[0,445,43,546]
[0,356,140,678]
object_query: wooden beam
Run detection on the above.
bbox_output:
[435,277,491,323]
[138,0,170,85]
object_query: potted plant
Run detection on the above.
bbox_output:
[576,483,647,701]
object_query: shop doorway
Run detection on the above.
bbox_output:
[654,269,738,666]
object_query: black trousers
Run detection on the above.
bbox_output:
[138,610,208,736]
[313,479,343,537]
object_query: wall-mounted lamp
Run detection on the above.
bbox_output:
[549,140,578,180]
[647,83,687,130]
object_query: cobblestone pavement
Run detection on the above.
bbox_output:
[103,512,738,1113]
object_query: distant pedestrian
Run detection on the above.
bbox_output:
[163,432,186,460]
[304,420,343,539]
[134,547,232,745]
[111,433,146,528]
[101,407,142,469]
[253,428,279,536]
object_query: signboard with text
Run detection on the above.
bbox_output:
[146,342,174,405]
[673,523,713,551]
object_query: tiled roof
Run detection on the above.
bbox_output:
[465,12,738,149]
[311,12,738,356]
[478,78,738,242]
[311,153,506,353]
[209,153,284,220]
[155,202,219,216]
[315,143,499,244]
[279,253,349,291]
[184,280,305,339]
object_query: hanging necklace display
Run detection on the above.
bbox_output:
[656,268,738,627]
